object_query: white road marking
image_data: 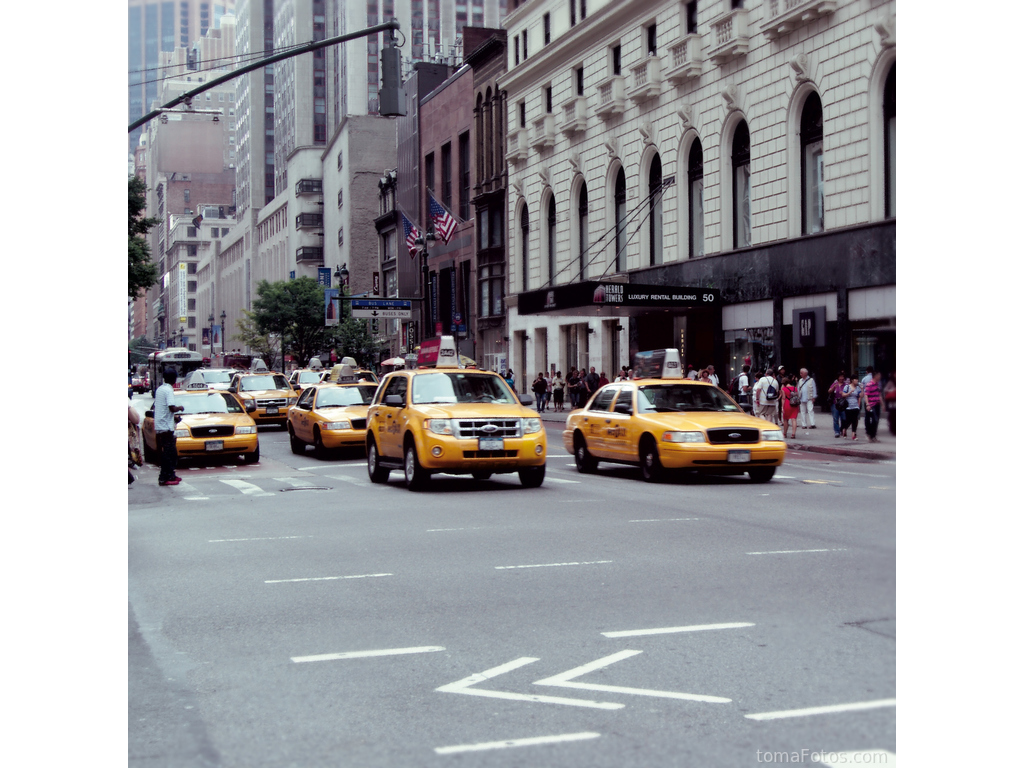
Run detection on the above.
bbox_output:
[746,548,848,555]
[629,518,699,523]
[325,474,368,486]
[276,477,319,487]
[544,476,582,484]
[434,731,600,755]
[265,573,392,584]
[209,535,312,543]
[436,657,623,710]
[819,750,895,766]
[291,646,444,663]
[745,698,896,721]
[219,478,275,497]
[426,527,486,532]
[534,650,731,703]
[184,497,210,501]
[784,464,892,479]
[495,560,613,570]
[602,622,755,638]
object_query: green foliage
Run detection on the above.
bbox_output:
[128,176,159,298]
[250,277,333,369]
[328,315,383,369]
[231,310,276,368]
[128,336,156,366]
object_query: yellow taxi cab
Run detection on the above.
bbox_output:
[365,336,546,489]
[325,357,379,384]
[563,348,786,483]
[227,371,298,426]
[141,382,260,464]
[288,368,326,394]
[286,366,380,457]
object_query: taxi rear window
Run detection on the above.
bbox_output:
[201,371,232,384]
[638,384,740,413]
[316,386,376,407]
[240,375,289,391]
[179,393,244,414]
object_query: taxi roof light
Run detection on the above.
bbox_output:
[633,348,683,379]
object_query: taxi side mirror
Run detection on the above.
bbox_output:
[614,401,633,415]
[518,393,535,406]
[228,387,238,393]
[384,394,404,407]
[245,401,256,413]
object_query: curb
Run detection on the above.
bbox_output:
[787,443,896,461]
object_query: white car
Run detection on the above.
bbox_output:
[182,368,237,391]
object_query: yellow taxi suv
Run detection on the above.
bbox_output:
[228,372,298,427]
[563,348,786,483]
[287,370,379,457]
[142,383,260,464]
[365,337,546,490]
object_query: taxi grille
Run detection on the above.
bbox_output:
[453,418,522,439]
[462,450,519,459]
[349,418,367,430]
[706,428,760,445]
[256,397,288,408]
[191,425,234,438]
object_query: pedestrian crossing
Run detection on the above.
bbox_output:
[165,472,369,500]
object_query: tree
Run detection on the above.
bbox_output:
[129,176,159,298]
[328,315,382,369]
[231,310,276,367]
[250,277,331,370]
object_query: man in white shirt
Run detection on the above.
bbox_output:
[706,364,719,387]
[797,368,817,428]
[753,368,781,424]
[153,368,185,486]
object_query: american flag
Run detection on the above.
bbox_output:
[428,192,458,244]
[402,213,420,258]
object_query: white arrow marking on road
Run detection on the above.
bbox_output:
[219,478,275,497]
[534,650,731,703]
[436,657,623,710]
[745,698,896,721]
[292,646,445,663]
[435,731,601,755]
[746,549,848,555]
[602,622,755,638]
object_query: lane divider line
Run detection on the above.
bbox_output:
[265,573,392,584]
[434,731,600,755]
[292,646,444,663]
[602,622,755,638]
[495,561,613,570]
[745,698,896,721]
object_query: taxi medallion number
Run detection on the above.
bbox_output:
[727,450,751,463]
[479,437,504,451]
[206,440,224,451]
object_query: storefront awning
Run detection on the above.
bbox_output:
[517,281,720,317]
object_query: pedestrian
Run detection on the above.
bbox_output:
[706,364,719,387]
[503,368,516,391]
[129,399,142,485]
[543,371,552,412]
[532,372,548,411]
[884,371,896,435]
[153,368,185,486]
[842,377,863,440]
[567,368,581,409]
[698,368,711,384]
[753,367,781,424]
[584,366,601,402]
[775,366,788,422]
[552,371,565,412]
[797,368,817,429]
[781,376,799,438]
[686,364,698,380]
[861,370,883,442]
[827,372,848,438]
[598,371,609,388]
[736,364,753,411]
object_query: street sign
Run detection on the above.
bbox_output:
[351,298,412,319]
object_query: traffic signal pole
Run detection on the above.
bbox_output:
[129,19,402,134]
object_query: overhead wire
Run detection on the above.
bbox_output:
[129,40,317,90]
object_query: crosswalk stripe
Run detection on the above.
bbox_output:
[219,478,275,497]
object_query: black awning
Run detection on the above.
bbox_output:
[517,281,720,317]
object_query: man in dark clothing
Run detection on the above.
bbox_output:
[584,366,601,400]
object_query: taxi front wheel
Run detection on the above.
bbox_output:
[748,467,775,483]
[518,465,545,488]
[640,438,663,483]
[404,442,430,490]
[367,440,390,484]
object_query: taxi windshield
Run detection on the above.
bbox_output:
[411,372,515,404]
[638,383,741,413]
[240,375,289,391]
[201,370,232,384]
[316,386,376,407]
[179,393,244,415]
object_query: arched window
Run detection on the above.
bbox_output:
[614,167,627,272]
[732,120,751,248]
[688,139,704,258]
[578,182,589,280]
[484,87,493,182]
[546,195,556,285]
[649,153,663,265]
[520,205,530,291]
[801,92,824,234]
[884,65,895,218]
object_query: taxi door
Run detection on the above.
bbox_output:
[605,386,637,460]
[292,387,316,442]
[579,387,618,458]
[374,374,408,459]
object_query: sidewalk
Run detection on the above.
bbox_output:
[536,407,896,461]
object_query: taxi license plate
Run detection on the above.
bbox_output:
[479,437,504,451]
[727,450,751,463]
[265,407,279,415]
[206,440,224,451]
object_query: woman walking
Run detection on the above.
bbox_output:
[842,377,863,440]
[780,376,799,438]
[552,371,565,412]
[827,372,847,438]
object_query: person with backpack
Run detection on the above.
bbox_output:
[729,364,754,412]
[753,367,781,424]
[781,376,800,438]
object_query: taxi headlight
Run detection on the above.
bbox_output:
[522,418,542,435]
[425,419,453,436]
[662,431,705,443]
[174,428,190,438]
[762,429,785,442]
[235,426,257,434]
[322,420,351,430]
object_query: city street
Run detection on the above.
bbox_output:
[129,395,895,767]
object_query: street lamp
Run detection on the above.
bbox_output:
[335,263,349,289]
[179,325,186,348]
[415,232,436,338]
[208,313,214,359]
[220,311,227,355]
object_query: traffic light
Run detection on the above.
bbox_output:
[379,45,406,117]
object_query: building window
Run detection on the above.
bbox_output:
[884,64,895,219]
[523,29,528,59]
[188,280,197,292]
[490,207,503,248]
[188,316,197,328]
[187,262,197,274]
[337,151,343,170]
[649,153,663,265]
[686,1,698,34]
[732,120,751,248]
[479,262,504,317]
[612,44,621,76]
[338,188,343,208]
[514,36,520,65]
[425,152,435,191]
[580,0,587,19]
[800,92,824,234]
[188,298,197,310]
[546,195,556,285]
[338,227,344,245]
[576,67,584,96]
[459,131,470,221]
[647,22,657,55]
[577,182,589,280]
[571,1,576,26]
[519,101,526,128]
[545,85,553,113]
[441,142,452,210]
[688,139,704,258]
[183,189,190,203]
[543,13,550,45]
[520,206,530,291]
[614,167,626,272]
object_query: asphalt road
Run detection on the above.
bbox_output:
[129,396,895,767]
